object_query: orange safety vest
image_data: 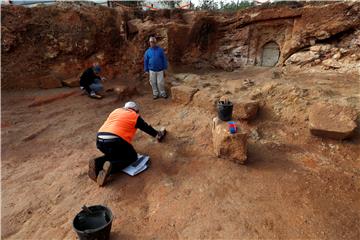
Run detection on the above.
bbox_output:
[98,108,139,143]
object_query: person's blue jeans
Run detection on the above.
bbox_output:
[89,78,103,93]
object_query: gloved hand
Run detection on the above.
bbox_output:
[156,128,166,142]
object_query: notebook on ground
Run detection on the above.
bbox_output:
[122,154,150,176]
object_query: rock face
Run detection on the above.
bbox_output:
[310,44,332,53]
[233,99,259,120]
[1,3,125,89]
[322,59,341,69]
[308,103,358,140]
[1,2,359,89]
[39,76,62,89]
[285,51,320,66]
[61,77,80,87]
[214,2,360,69]
[171,86,199,105]
[127,19,142,34]
[212,117,248,164]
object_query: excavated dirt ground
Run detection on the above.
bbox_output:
[2,67,360,239]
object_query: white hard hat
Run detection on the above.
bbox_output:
[124,101,139,112]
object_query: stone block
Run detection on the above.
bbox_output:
[322,59,341,69]
[233,99,259,120]
[309,103,357,140]
[171,85,198,104]
[127,19,142,34]
[212,117,248,164]
[61,77,80,87]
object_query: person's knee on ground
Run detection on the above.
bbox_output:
[95,101,167,182]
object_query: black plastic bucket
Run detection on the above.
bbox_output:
[217,101,233,121]
[73,205,113,240]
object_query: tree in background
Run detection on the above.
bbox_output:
[107,0,255,11]
[160,0,182,9]
[196,0,255,11]
[219,0,254,11]
[108,0,144,8]
[196,0,218,11]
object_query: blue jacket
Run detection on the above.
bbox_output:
[144,46,168,72]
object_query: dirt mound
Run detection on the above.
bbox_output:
[2,2,360,89]
[1,3,127,88]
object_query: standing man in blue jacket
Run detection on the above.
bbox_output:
[144,36,168,99]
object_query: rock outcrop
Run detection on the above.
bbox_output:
[212,117,248,164]
[61,77,80,87]
[232,99,259,120]
[171,86,199,104]
[308,103,358,140]
[1,2,359,89]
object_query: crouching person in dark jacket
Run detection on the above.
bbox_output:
[88,101,166,186]
[80,63,105,99]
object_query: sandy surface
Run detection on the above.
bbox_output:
[2,67,360,239]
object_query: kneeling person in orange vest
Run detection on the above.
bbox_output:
[89,101,166,186]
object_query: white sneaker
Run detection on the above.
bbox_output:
[90,91,102,99]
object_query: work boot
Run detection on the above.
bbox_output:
[90,91,103,99]
[88,158,98,182]
[97,161,112,187]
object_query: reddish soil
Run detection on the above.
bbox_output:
[2,67,359,239]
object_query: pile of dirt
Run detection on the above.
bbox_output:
[2,2,360,89]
